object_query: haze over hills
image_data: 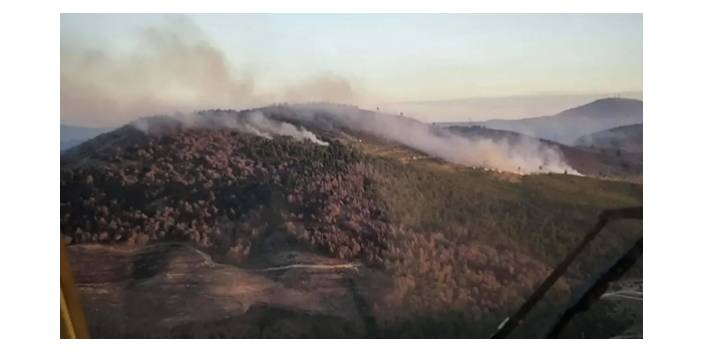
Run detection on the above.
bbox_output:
[61,101,643,180]
[64,103,576,174]
[386,92,643,122]
[443,98,643,145]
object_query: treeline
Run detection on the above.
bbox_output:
[352,156,641,335]
[61,127,391,266]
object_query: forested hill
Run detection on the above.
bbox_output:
[61,109,642,338]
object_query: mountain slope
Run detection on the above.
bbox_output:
[61,106,642,338]
[447,125,642,180]
[60,124,110,151]
[575,124,643,153]
[452,98,643,145]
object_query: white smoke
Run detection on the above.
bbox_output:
[229,111,329,146]
[260,103,579,174]
[61,16,363,128]
[131,110,329,146]
[130,103,579,174]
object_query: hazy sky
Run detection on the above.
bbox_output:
[61,14,642,126]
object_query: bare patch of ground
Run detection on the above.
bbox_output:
[68,243,383,338]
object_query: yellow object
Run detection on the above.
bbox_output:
[60,238,90,338]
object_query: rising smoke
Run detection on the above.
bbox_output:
[275,103,579,174]
[131,109,329,146]
[61,15,361,128]
[133,103,578,174]
[65,15,577,174]
[220,111,329,146]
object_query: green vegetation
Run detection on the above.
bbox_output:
[366,156,641,271]
[357,156,641,336]
[61,126,642,338]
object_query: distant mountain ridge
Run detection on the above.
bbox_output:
[557,98,642,118]
[61,124,110,152]
[575,124,643,153]
[444,98,643,145]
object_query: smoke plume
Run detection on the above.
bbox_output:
[132,109,329,146]
[61,16,362,127]
[64,15,577,174]
[131,103,577,173]
[260,103,579,174]
[223,111,329,146]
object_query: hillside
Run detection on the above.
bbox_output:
[61,124,110,152]
[575,124,643,153]
[447,125,642,181]
[449,98,643,145]
[61,107,642,338]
